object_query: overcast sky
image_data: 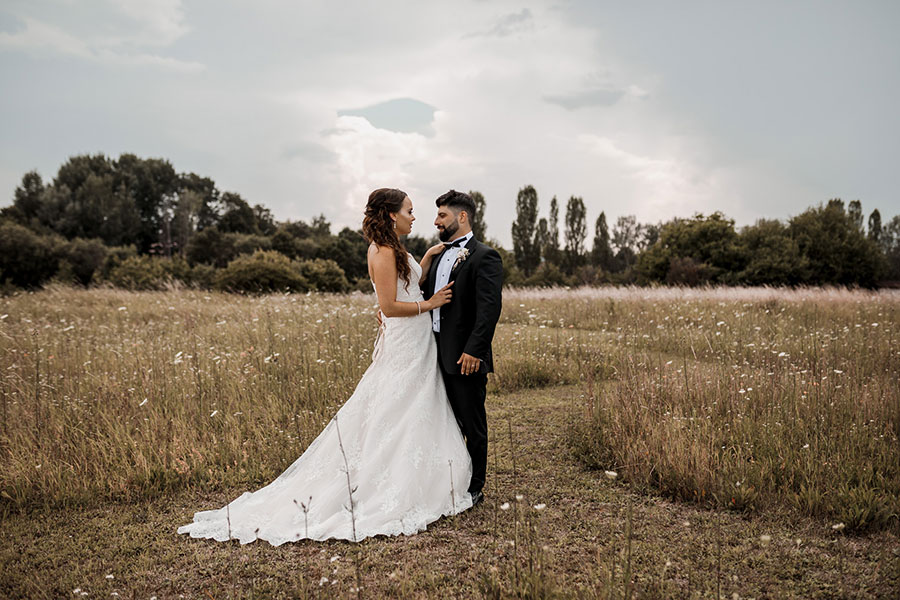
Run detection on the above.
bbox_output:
[2,0,898,246]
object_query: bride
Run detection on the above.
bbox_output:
[178,188,474,545]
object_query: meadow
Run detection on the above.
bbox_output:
[1,285,898,598]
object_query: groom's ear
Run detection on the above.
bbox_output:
[458,210,469,224]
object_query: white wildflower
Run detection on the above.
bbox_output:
[604,470,618,480]
[210,410,219,418]
[832,522,845,531]
[533,503,546,511]
[500,502,510,511]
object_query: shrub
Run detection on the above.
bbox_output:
[0,220,62,288]
[216,250,309,293]
[100,245,138,279]
[665,256,713,286]
[189,263,217,289]
[523,262,571,287]
[108,255,168,290]
[297,258,349,292]
[63,238,108,285]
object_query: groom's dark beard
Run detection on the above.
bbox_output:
[438,218,460,242]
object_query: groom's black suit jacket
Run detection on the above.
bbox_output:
[424,237,503,375]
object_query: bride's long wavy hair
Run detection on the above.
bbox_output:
[362,188,411,289]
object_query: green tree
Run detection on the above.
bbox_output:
[511,185,540,276]
[12,171,45,224]
[181,172,220,231]
[469,190,487,240]
[612,215,642,272]
[788,202,884,286]
[534,217,550,263]
[322,227,369,282]
[879,215,900,280]
[868,209,882,244]
[63,238,108,286]
[0,221,62,287]
[254,204,277,236]
[563,196,587,274]
[590,211,614,271]
[847,200,864,231]
[636,213,746,284]
[185,227,269,267]
[114,154,180,253]
[218,192,257,234]
[545,196,561,266]
[736,219,807,285]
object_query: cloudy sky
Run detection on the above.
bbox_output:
[2,0,898,246]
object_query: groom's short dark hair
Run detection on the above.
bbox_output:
[435,190,476,221]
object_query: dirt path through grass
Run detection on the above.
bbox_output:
[2,383,897,598]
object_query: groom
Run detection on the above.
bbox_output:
[425,190,503,507]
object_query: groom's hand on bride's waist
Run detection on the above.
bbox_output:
[457,353,481,375]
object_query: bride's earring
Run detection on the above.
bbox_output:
[392,221,396,230]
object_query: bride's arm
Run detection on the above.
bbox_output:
[418,242,445,287]
[369,245,453,317]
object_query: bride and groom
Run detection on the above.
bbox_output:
[178,188,503,544]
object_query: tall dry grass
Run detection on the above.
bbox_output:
[0,285,580,513]
[2,284,897,534]
[552,287,900,532]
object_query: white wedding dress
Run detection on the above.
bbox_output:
[178,254,473,545]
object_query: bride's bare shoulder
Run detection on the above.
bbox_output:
[367,242,391,257]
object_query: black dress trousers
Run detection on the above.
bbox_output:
[436,333,488,494]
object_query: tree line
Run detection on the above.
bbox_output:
[1,153,898,292]
[507,185,899,288]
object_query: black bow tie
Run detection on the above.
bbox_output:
[444,238,466,248]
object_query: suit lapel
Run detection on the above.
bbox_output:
[428,247,445,296]
[449,237,478,282]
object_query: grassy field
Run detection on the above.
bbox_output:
[1,285,898,598]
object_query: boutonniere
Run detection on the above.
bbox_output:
[452,248,470,271]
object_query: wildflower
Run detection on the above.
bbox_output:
[319,577,329,586]
[210,410,219,417]
[105,574,114,580]
[832,522,845,531]
[329,554,340,562]
[500,502,510,511]
[139,399,148,407]
[604,470,618,480]
[801,443,809,449]
[515,494,524,502]
[533,503,546,510]
[759,534,771,545]
[118,306,127,311]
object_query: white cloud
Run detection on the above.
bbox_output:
[2,0,898,246]
[0,1,200,71]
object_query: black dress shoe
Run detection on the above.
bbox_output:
[470,490,484,507]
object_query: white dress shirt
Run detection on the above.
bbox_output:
[432,232,473,333]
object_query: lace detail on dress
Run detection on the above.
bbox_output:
[178,253,473,545]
